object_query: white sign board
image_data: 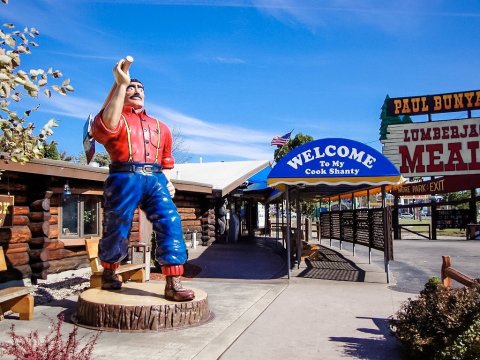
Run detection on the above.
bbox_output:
[382,117,480,177]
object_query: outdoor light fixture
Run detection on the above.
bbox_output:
[64,181,71,196]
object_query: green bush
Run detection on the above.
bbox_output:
[390,277,480,359]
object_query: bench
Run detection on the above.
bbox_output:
[0,247,34,320]
[441,255,475,288]
[85,238,147,288]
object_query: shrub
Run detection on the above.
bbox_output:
[390,277,480,359]
[0,314,99,360]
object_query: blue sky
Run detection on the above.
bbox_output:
[3,0,480,163]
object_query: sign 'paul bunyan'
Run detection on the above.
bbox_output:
[267,138,401,187]
[386,89,480,116]
[382,89,480,178]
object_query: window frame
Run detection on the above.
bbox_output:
[59,194,101,240]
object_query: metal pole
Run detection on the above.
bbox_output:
[285,186,291,279]
[338,195,342,251]
[328,199,332,247]
[352,192,355,257]
[276,201,280,247]
[296,189,301,269]
[381,185,390,282]
[385,260,390,283]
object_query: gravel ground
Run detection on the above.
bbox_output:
[30,262,202,306]
[29,268,91,306]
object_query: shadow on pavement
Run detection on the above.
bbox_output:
[298,245,366,282]
[329,316,406,360]
[187,237,288,280]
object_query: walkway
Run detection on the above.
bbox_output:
[0,237,418,359]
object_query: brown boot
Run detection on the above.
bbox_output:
[165,276,195,301]
[162,265,195,301]
[101,264,122,290]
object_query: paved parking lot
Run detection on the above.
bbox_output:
[325,236,480,293]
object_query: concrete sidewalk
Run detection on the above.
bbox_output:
[0,238,412,360]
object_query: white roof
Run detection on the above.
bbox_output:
[174,160,270,197]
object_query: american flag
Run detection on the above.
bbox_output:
[271,131,292,147]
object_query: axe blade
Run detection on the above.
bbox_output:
[83,114,95,164]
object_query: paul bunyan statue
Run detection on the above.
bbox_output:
[91,56,194,302]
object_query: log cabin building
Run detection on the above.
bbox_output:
[0,158,269,284]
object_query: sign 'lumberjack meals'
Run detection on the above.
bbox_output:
[382,117,480,177]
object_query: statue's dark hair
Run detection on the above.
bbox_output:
[130,78,143,87]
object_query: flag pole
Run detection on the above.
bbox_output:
[273,129,293,163]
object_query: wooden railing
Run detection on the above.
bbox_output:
[394,223,431,240]
[441,255,475,288]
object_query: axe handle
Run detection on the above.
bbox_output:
[101,56,134,110]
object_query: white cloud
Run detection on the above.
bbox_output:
[39,95,102,120]
[36,94,274,160]
[149,105,275,160]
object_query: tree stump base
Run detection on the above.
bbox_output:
[73,282,212,332]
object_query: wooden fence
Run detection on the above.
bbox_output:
[441,255,476,288]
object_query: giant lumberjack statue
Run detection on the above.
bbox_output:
[91,56,194,302]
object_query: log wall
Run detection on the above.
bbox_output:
[0,173,213,283]
[174,193,209,243]
[0,179,89,283]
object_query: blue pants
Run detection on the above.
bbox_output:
[99,167,187,266]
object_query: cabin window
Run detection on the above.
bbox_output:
[60,194,100,238]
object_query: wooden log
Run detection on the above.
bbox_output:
[0,182,27,192]
[5,252,29,266]
[48,215,58,225]
[132,212,139,222]
[30,199,50,212]
[48,226,58,239]
[131,221,139,232]
[50,196,60,207]
[31,255,89,275]
[74,283,211,331]
[0,226,32,244]
[4,243,29,254]
[13,215,29,226]
[30,191,52,212]
[178,207,196,214]
[12,195,28,205]
[29,248,87,262]
[28,221,49,237]
[182,220,201,227]
[28,211,51,222]
[29,238,64,250]
[0,264,32,281]
[180,213,197,220]
[13,206,29,216]
[50,207,59,215]
[182,225,202,233]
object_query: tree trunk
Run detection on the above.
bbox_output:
[74,283,211,331]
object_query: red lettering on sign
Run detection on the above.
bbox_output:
[399,145,425,173]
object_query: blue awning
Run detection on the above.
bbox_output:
[268,138,401,188]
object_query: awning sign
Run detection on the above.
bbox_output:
[268,138,401,187]
[392,174,480,196]
[0,195,14,227]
